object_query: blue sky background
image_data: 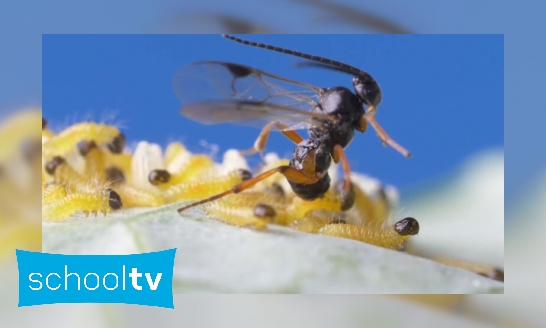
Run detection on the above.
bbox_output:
[5,0,544,213]
[43,34,503,194]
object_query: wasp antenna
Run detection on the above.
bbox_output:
[222,34,372,81]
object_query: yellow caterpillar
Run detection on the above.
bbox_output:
[318,217,420,250]
[42,187,122,222]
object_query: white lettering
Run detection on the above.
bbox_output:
[129,267,142,290]
[65,265,80,291]
[29,273,42,290]
[84,273,100,290]
[145,273,162,290]
[46,273,61,290]
[103,273,119,291]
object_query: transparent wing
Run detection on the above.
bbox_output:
[173,61,333,130]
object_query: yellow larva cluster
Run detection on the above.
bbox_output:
[41,118,420,251]
[42,119,128,222]
[41,118,255,221]
[39,118,506,282]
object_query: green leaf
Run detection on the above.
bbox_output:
[43,202,503,293]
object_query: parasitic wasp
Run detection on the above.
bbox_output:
[174,34,411,213]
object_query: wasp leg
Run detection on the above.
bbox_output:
[331,145,356,210]
[332,145,351,190]
[177,165,323,213]
[240,121,304,156]
[361,113,412,158]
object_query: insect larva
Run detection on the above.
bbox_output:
[162,169,252,202]
[149,154,216,190]
[318,217,419,250]
[115,184,164,208]
[42,183,68,203]
[105,166,163,207]
[106,133,126,154]
[346,181,376,222]
[204,201,270,230]
[42,188,122,222]
[43,122,123,157]
[289,188,346,219]
[172,154,215,181]
[45,156,95,193]
[290,209,348,233]
[201,184,290,226]
[79,141,106,184]
[102,151,132,181]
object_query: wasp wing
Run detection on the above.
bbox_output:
[173,61,333,130]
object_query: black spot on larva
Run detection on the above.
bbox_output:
[78,140,98,157]
[238,169,252,181]
[333,180,355,211]
[107,133,126,154]
[105,166,125,184]
[42,117,47,130]
[106,189,123,210]
[253,204,276,220]
[148,169,171,185]
[394,217,419,236]
[45,156,66,175]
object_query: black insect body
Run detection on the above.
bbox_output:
[289,87,364,201]
[174,35,411,213]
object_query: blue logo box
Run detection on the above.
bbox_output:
[16,249,176,308]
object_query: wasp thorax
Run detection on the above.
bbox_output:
[319,87,360,116]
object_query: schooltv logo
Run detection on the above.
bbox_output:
[16,249,176,308]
